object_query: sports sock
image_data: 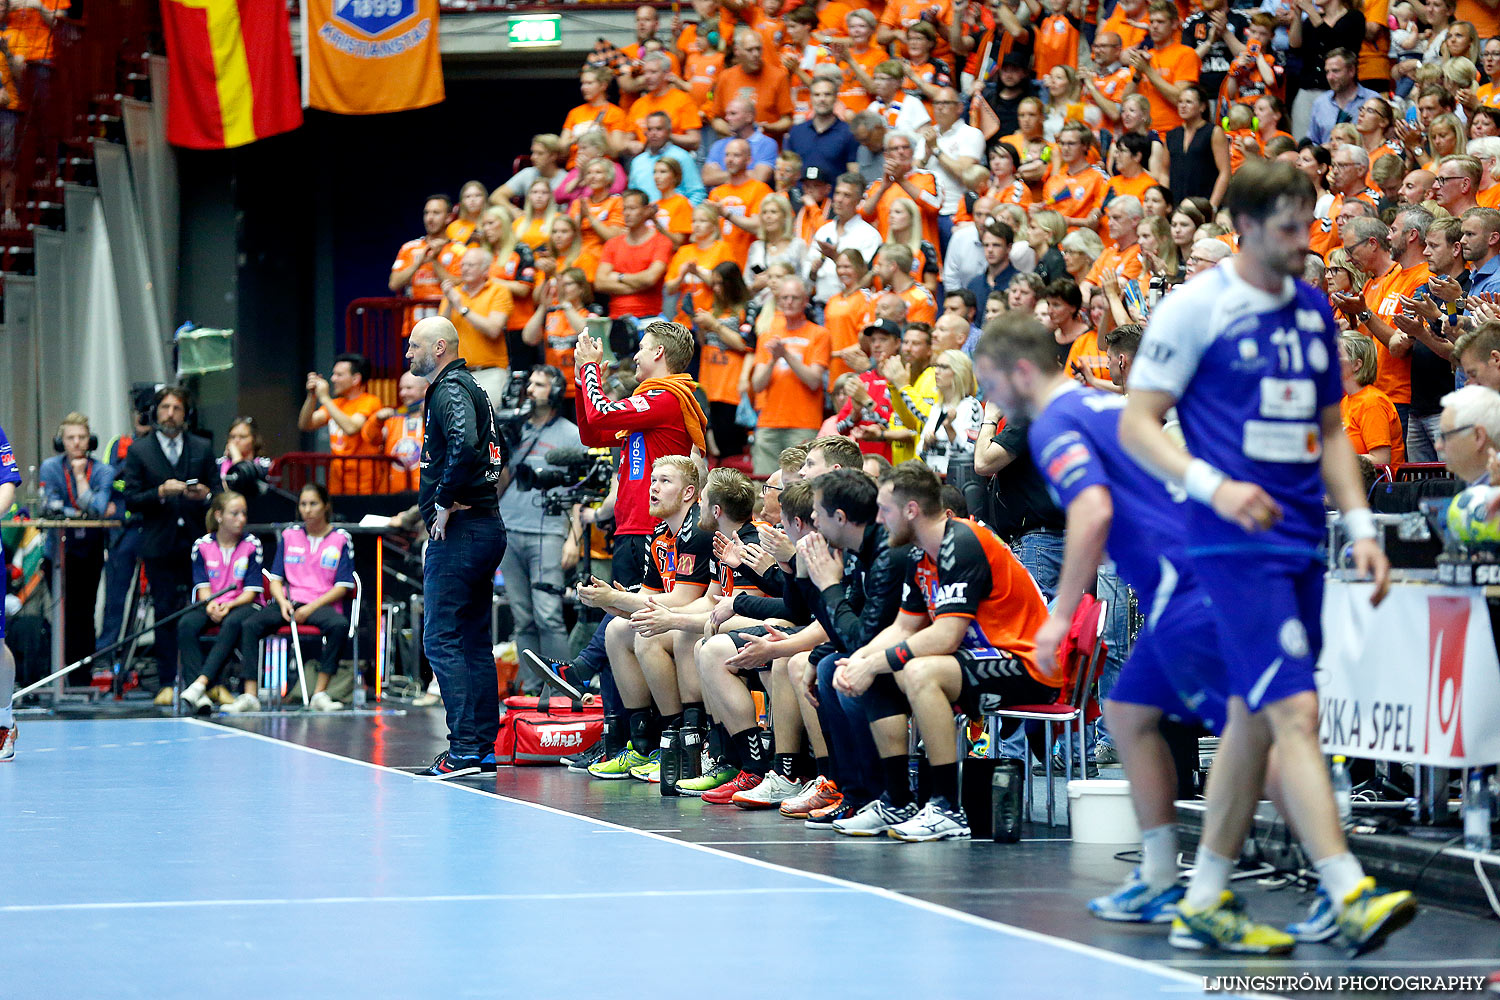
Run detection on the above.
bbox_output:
[732,727,768,776]
[681,702,706,732]
[814,755,833,780]
[627,707,653,754]
[881,755,914,807]
[774,753,798,779]
[1140,824,1180,890]
[709,722,734,766]
[930,762,959,806]
[1314,852,1366,911]
[1183,848,1234,911]
[0,645,13,727]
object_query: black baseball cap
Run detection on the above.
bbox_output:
[803,166,829,183]
[862,319,903,339]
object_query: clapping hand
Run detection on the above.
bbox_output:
[725,623,792,670]
[713,529,747,568]
[757,522,796,565]
[630,597,679,637]
[574,331,604,367]
[798,533,844,590]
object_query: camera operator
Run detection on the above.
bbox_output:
[573,320,708,589]
[407,317,508,778]
[497,366,585,679]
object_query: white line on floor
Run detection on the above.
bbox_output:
[0,886,853,914]
[184,718,1208,989]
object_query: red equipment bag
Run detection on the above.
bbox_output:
[494,693,604,766]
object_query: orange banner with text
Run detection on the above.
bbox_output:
[302,0,444,115]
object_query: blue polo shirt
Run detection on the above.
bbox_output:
[785,116,861,180]
[626,143,707,204]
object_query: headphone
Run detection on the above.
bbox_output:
[53,419,98,454]
[532,364,566,410]
[150,385,197,431]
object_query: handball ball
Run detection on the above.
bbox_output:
[1446,485,1500,547]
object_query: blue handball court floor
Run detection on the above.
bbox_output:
[2,717,1491,999]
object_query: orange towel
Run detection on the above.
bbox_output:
[628,373,709,451]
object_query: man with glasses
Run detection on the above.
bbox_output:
[858,130,942,250]
[1433,154,1483,218]
[1437,384,1500,482]
[1304,48,1377,145]
[1040,121,1110,232]
[1082,31,1132,124]
[917,87,984,252]
[1310,144,1378,256]
[1184,238,1231,276]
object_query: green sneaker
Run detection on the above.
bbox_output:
[630,752,663,783]
[588,743,651,780]
[677,757,739,796]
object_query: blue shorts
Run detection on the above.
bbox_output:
[1108,573,1227,734]
[1189,553,1323,713]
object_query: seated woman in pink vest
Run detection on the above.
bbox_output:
[179,491,265,714]
[240,484,356,713]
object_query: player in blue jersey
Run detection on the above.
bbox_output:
[0,423,21,761]
[976,314,1226,925]
[1119,160,1415,956]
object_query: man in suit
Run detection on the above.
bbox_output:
[122,386,220,703]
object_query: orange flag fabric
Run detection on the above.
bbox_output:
[160,0,303,149]
[303,0,445,115]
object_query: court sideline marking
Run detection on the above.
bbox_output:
[184,717,1206,989]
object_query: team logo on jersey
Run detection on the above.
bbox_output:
[233,557,249,580]
[677,554,696,576]
[938,530,958,571]
[1045,440,1091,487]
[931,581,968,608]
[1278,617,1309,660]
[1238,339,1259,361]
[320,548,341,570]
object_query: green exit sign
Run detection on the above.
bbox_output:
[509,14,562,49]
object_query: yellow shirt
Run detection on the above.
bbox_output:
[889,366,939,464]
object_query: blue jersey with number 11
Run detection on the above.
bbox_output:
[1127,263,1343,559]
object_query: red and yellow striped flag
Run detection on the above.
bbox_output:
[160,0,303,150]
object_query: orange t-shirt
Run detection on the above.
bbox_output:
[753,316,832,429]
[561,102,630,167]
[654,193,695,242]
[315,391,386,496]
[1082,243,1144,288]
[1341,384,1405,464]
[618,44,683,116]
[542,307,582,397]
[667,239,735,323]
[709,64,795,128]
[629,87,705,141]
[1140,43,1200,132]
[990,177,1034,207]
[710,178,773,265]
[439,279,515,369]
[492,250,540,331]
[514,214,551,250]
[361,409,425,493]
[836,43,891,114]
[1033,14,1081,79]
[1089,66,1135,117]
[391,238,461,334]
[1107,170,1156,203]
[1361,260,1427,406]
[824,287,875,383]
[1041,163,1110,227]
[1099,6,1148,49]
[7,0,64,63]
[896,282,938,325]
[700,314,752,406]
[1456,0,1500,40]
[796,200,829,246]
[1065,328,1110,382]
[861,171,941,250]
[880,0,955,62]
[569,194,626,257]
[446,218,477,245]
[682,46,727,108]
[1479,184,1500,210]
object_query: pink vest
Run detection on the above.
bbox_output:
[276,525,354,607]
[191,535,264,604]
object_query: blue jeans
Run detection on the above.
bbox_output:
[1406,411,1441,464]
[1010,529,1065,601]
[424,510,507,758]
[816,651,885,804]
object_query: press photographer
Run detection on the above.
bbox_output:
[498,365,588,677]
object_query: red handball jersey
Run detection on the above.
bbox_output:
[574,361,697,537]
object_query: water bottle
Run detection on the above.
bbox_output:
[1464,767,1493,852]
[991,758,1023,843]
[1331,755,1353,826]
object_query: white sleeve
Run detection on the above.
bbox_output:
[1126,277,1218,400]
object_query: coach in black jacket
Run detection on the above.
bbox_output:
[122,386,220,700]
[406,316,508,778]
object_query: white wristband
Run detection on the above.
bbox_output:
[1344,507,1377,543]
[1183,459,1227,507]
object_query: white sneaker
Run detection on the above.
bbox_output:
[309,691,343,712]
[181,682,213,714]
[222,692,262,714]
[0,722,15,761]
[832,795,919,837]
[888,796,971,842]
[731,770,805,809]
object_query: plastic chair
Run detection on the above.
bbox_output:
[259,572,362,709]
[984,597,1108,830]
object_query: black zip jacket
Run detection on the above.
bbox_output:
[418,360,504,530]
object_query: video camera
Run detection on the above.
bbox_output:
[515,446,613,515]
